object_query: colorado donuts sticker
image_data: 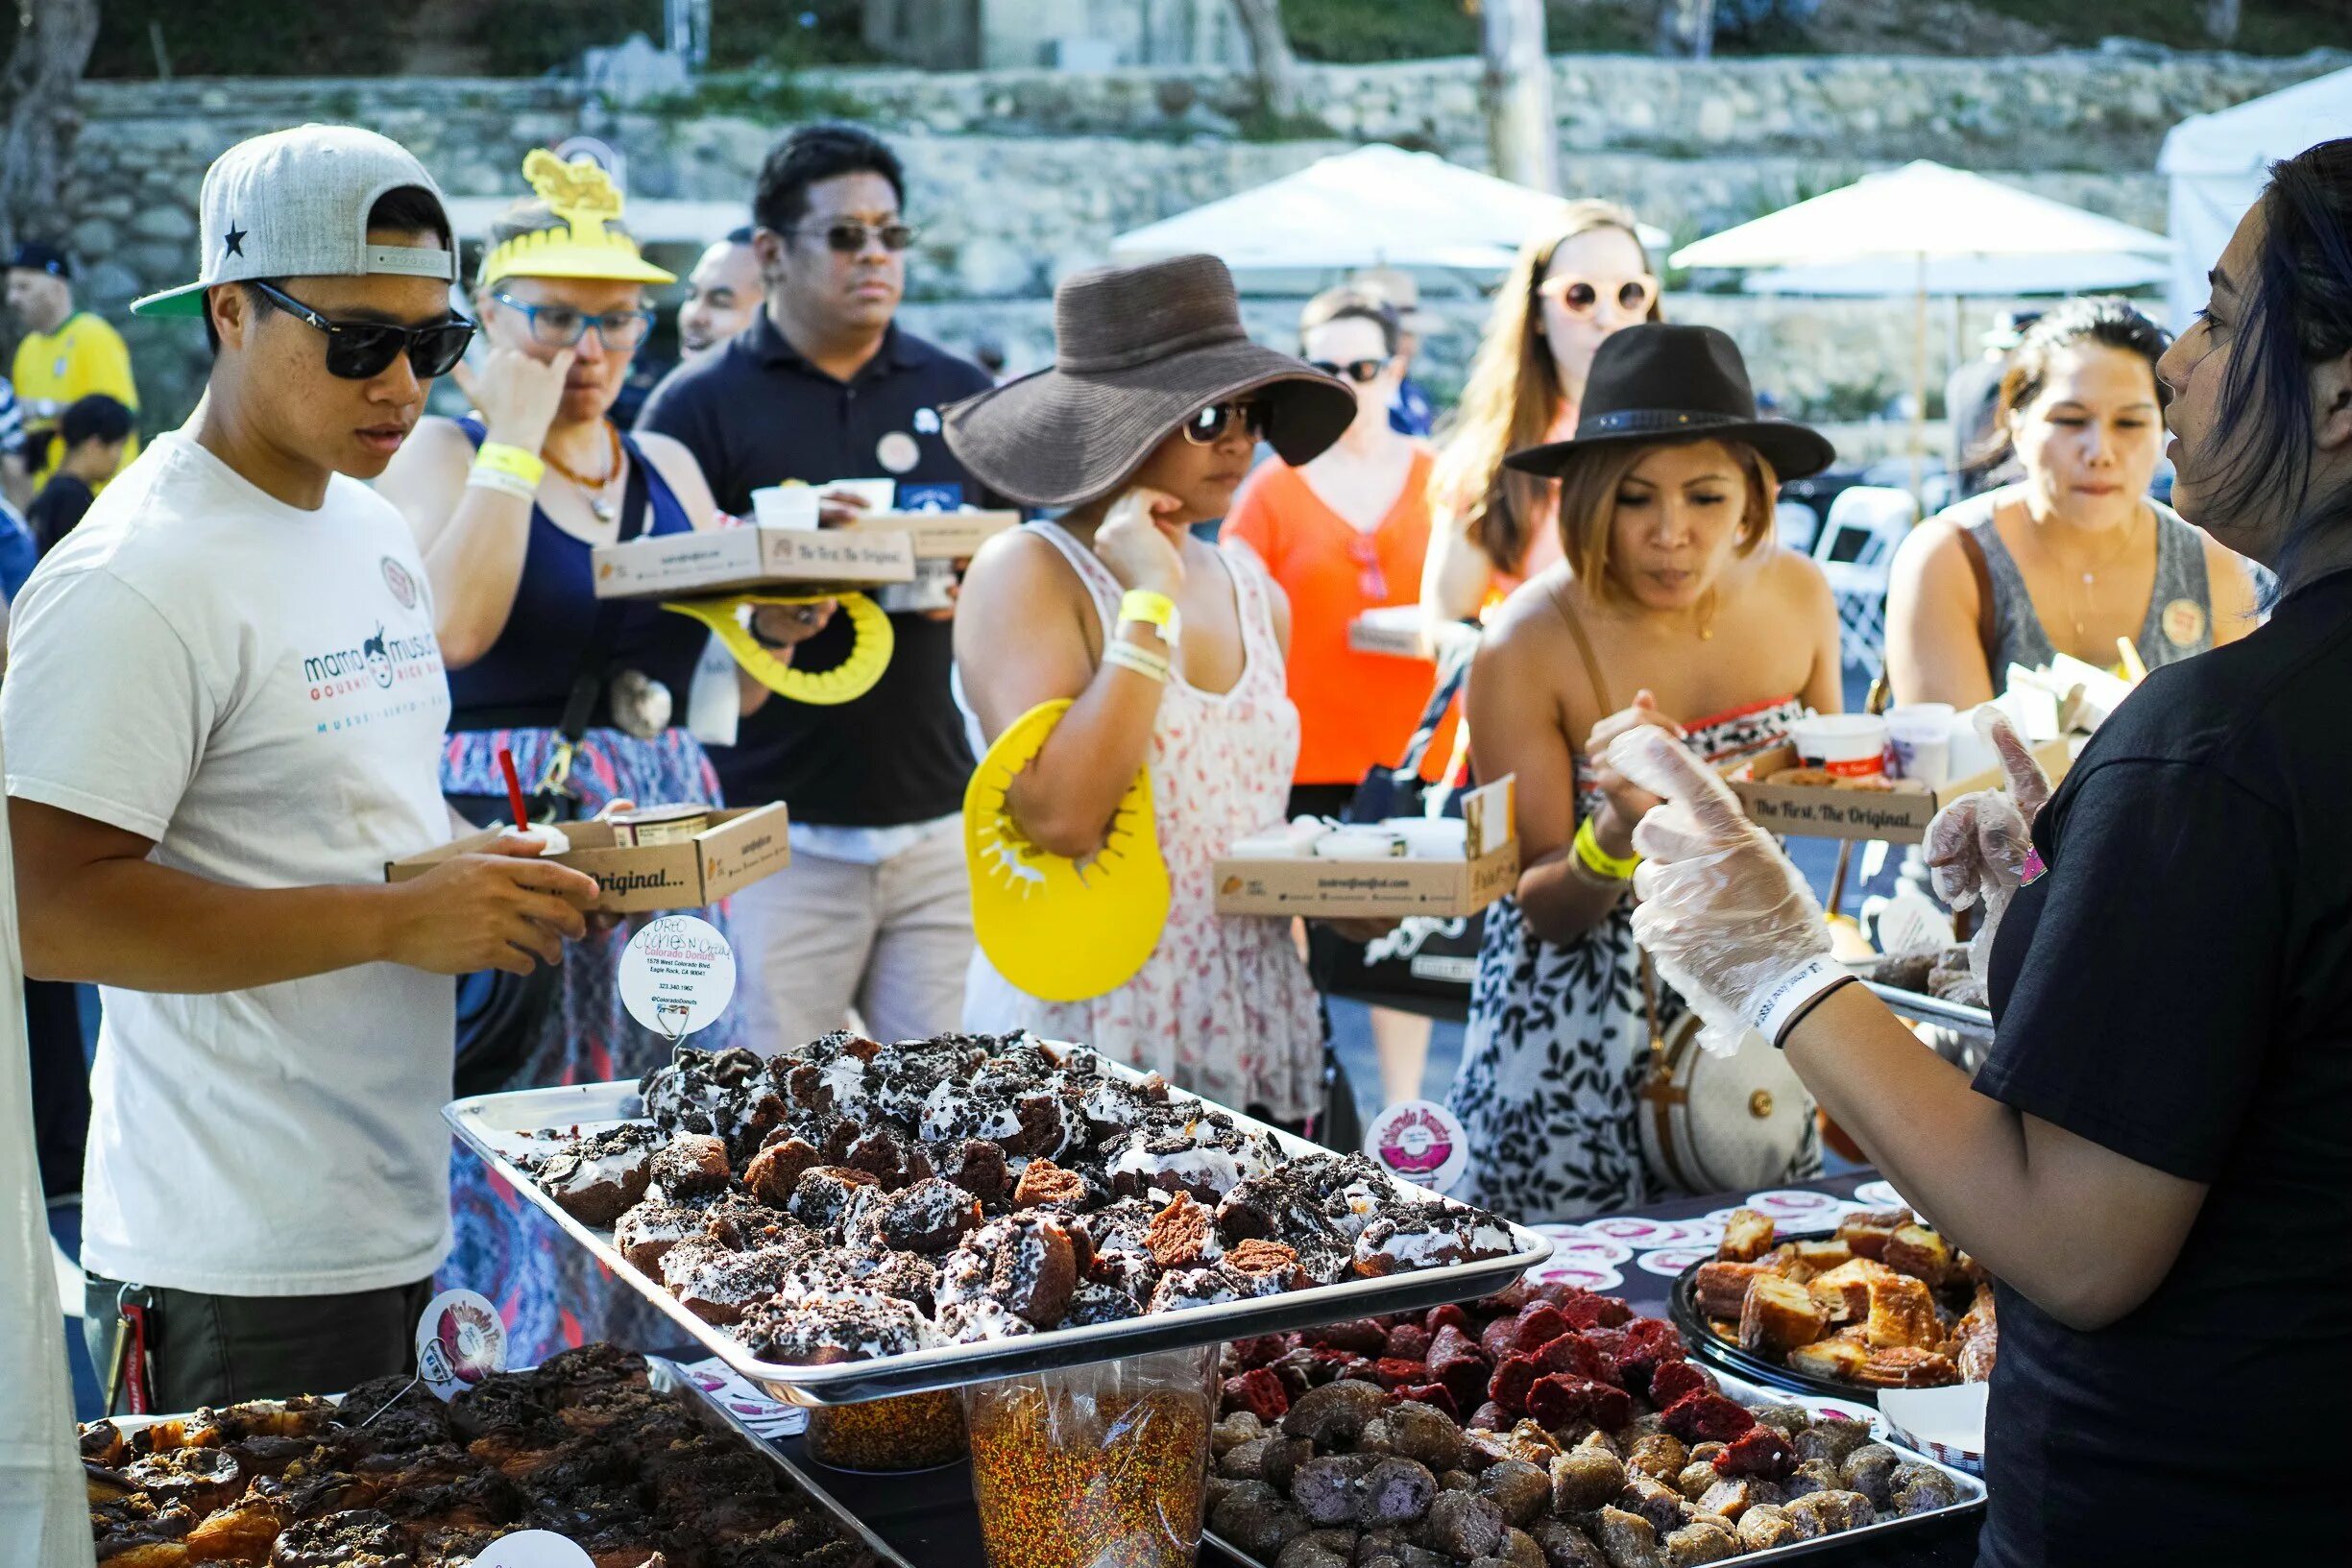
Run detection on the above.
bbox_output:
[415,1289,506,1400]
[618,915,738,1039]
[1364,1099,1469,1194]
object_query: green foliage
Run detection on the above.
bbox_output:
[87,1,432,77]
[468,1,879,79]
[1283,2,1654,63]
[1969,0,2351,53]
[643,68,871,128]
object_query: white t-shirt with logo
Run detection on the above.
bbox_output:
[3,430,457,1296]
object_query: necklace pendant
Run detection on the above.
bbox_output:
[590,495,617,523]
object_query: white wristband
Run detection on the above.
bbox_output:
[1751,956,1857,1048]
[466,467,539,502]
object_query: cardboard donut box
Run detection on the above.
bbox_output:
[1728,739,2073,844]
[591,526,917,600]
[1213,778,1520,918]
[386,803,792,914]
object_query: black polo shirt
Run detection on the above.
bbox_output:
[639,313,997,827]
[1975,567,2352,1565]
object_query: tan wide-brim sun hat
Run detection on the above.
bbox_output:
[943,253,1356,510]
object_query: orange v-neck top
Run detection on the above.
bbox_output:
[1224,446,1455,786]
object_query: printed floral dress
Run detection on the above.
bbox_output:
[1446,698,1822,1221]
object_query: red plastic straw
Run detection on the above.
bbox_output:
[497,746,528,832]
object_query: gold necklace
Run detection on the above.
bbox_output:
[2028,503,2144,646]
[543,421,624,523]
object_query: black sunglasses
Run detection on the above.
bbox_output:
[252,280,475,380]
[1183,400,1274,446]
[798,221,920,254]
[1309,358,1388,385]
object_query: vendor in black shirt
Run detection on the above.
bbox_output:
[1601,137,2352,1565]
[639,124,995,1048]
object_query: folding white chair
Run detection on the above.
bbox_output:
[1775,498,1822,556]
[1811,485,1919,672]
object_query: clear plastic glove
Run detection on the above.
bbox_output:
[1607,728,1835,1057]
[1923,707,2053,995]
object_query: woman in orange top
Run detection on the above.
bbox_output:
[1226,290,1437,819]
[1422,201,1662,625]
[1224,289,1439,1107]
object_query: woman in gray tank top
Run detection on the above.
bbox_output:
[1889,298,2257,706]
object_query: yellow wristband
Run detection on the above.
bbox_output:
[1118,588,1179,645]
[473,441,546,488]
[1573,815,1641,881]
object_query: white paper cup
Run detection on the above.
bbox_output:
[1787,714,1890,779]
[751,485,820,530]
[1381,817,1468,859]
[1884,703,1955,785]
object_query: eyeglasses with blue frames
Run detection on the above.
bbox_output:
[249,280,475,380]
[490,292,657,353]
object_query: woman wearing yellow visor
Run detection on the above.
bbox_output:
[377,151,829,1363]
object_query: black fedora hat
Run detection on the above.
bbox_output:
[943,254,1356,510]
[1503,324,1834,482]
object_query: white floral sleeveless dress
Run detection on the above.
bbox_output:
[959,520,1324,1124]
[1446,697,1823,1221]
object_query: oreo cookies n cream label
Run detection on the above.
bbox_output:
[1365,1099,1468,1194]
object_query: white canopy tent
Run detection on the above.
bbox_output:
[2160,66,2352,324]
[1672,161,2171,493]
[1741,251,2166,298]
[1109,143,1667,294]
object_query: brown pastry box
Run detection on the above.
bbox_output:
[1728,738,2073,844]
[386,803,791,914]
[591,523,916,599]
[839,506,1019,560]
[1212,777,1519,918]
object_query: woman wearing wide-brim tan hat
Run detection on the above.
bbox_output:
[946,253,1370,1133]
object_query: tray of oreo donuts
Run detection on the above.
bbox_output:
[445,1032,1547,1409]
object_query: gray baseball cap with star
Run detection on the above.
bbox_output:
[132,124,456,319]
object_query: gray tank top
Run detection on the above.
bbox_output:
[1945,487,2215,677]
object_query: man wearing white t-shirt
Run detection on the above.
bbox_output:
[2,126,600,1410]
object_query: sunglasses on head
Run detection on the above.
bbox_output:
[1309,357,1389,385]
[1182,399,1274,446]
[798,220,920,254]
[252,280,474,380]
[1538,272,1660,320]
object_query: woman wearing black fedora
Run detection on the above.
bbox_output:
[1443,324,1847,1220]
[944,253,1359,1131]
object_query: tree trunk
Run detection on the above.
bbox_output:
[0,0,102,253]
[1656,0,1718,60]
[1228,0,1299,120]
[1480,0,1558,193]
[2203,0,2242,45]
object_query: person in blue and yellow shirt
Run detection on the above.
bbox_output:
[7,242,138,486]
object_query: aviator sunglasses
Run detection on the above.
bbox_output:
[1182,399,1274,446]
[251,280,475,380]
[797,220,922,253]
[1308,357,1390,384]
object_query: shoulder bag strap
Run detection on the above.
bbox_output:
[1390,626,1479,778]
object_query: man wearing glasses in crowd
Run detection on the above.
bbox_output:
[641,124,1000,1049]
[2,126,600,1408]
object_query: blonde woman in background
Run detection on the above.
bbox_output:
[1422,201,1662,626]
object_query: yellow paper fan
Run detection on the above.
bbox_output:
[964,699,1169,1003]
[660,592,894,706]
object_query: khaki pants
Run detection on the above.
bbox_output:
[731,826,974,1051]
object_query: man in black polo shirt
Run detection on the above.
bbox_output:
[641,124,991,1049]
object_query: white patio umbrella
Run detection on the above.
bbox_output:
[1110,143,1668,293]
[1672,161,2171,492]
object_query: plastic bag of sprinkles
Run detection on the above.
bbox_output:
[964,1345,1216,1568]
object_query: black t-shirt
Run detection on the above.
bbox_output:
[1976,567,2352,1566]
[638,315,998,827]
[26,472,93,554]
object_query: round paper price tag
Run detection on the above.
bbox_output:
[415,1288,505,1402]
[468,1530,596,1568]
[619,914,738,1039]
[1363,1098,1468,1194]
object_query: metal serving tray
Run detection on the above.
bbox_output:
[92,1357,909,1568]
[1206,1373,1986,1567]
[446,1060,1551,1408]
[1865,981,1995,1042]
